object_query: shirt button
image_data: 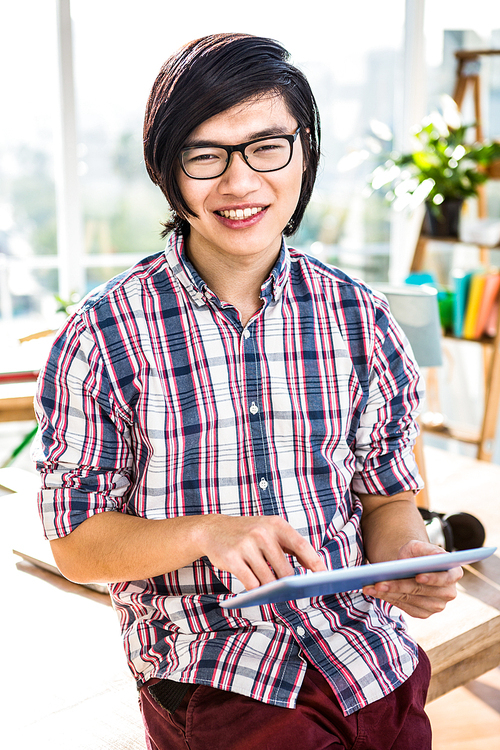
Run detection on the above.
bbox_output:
[296,626,306,637]
[250,402,259,415]
[243,329,250,339]
[259,478,268,490]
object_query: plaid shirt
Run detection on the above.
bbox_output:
[34,231,424,716]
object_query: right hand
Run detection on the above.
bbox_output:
[197,514,326,591]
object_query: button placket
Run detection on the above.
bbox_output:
[241,320,277,512]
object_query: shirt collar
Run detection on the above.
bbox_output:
[260,240,290,302]
[164,231,290,307]
[164,231,206,307]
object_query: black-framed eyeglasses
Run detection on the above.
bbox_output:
[179,127,301,180]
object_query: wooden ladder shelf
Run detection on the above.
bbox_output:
[411,48,500,462]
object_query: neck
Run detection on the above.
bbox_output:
[185,235,281,326]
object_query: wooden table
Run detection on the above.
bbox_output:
[1,476,146,749]
[0,371,38,422]
[0,382,37,422]
[407,446,500,701]
[1,444,499,749]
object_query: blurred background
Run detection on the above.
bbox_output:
[1,0,500,465]
[2,4,500,748]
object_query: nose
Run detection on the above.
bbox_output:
[217,151,262,196]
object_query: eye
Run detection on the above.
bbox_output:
[185,150,222,164]
[253,142,284,154]
[255,143,281,151]
[248,139,289,161]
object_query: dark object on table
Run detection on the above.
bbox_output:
[418,507,486,552]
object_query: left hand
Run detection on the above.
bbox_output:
[362,539,463,618]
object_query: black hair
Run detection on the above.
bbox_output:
[143,33,321,238]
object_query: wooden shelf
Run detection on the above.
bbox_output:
[442,331,498,347]
[412,232,500,461]
[417,234,499,249]
[410,50,500,463]
[420,421,481,447]
[414,232,500,460]
[411,233,496,272]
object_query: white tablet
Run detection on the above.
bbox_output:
[220,546,497,609]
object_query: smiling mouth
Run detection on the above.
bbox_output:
[215,206,265,220]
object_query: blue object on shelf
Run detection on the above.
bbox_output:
[405,272,437,287]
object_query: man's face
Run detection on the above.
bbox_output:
[177,94,305,266]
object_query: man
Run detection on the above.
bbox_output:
[34,33,461,749]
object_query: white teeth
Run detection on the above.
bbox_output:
[219,207,263,220]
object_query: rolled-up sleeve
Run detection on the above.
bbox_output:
[351,292,425,497]
[33,314,133,540]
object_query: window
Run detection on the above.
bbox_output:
[1,0,409,337]
[0,3,59,327]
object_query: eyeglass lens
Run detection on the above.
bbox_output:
[181,137,293,179]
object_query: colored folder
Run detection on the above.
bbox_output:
[463,271,487,340]
[451,269,473,337]
[473,272,500,340]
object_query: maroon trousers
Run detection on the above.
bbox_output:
[138,648,432,750]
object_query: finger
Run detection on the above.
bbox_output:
[240,522,297,582]
[364,564,462,595]
[384,596,441,618]
[294,548,327,573]
[237,527,297,586]
[210,539,279,590]
[363,586,452,617]
[279,529,327,573]
[230,560,265,592]
[383,599,443,619]
[246,516,326,574]
[364,579,458,603]
[399,540,449,559]
[363,579,458,619]
[374,588,450,609]
[231,549,292,590]
[415,565,463,586]
[259,544,296,581]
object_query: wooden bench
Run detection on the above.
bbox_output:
[407,445,500,702]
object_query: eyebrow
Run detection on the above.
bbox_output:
[184,126,292,149]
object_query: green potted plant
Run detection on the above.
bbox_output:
[369,96,500,238]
